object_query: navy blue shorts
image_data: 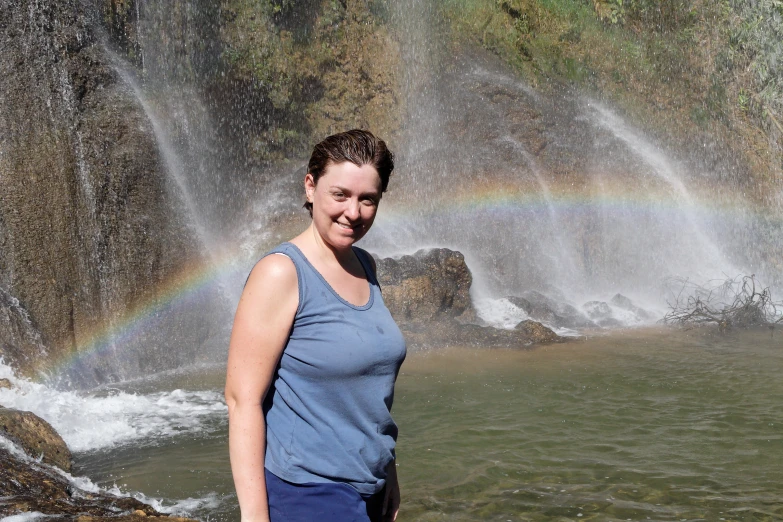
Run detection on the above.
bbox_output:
[265,468,385,522]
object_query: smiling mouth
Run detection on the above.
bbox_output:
[337,221,360,230]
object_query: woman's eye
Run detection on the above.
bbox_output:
[332,192,345,199]
[362,198,378,206]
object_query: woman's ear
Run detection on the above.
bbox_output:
[304,173,315,203]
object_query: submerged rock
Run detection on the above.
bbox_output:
[400,318,565,350]
[0,407,72,472]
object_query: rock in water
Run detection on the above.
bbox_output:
[400,318,565,349]
[0,407,72,472]
[610,294,655,321]
[582,300,612,320]
[582,300,623,327]
[374,248,565,348]
[375,248,474,322]
[514,320,562,343]
[507,292,596,329]
[0,446,167,519]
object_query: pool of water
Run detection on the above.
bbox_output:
[75,327,783,521]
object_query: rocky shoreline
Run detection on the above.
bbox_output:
[0,399,197,521]
[376,247,653,348]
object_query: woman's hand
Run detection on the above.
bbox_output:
[382,460,400,522]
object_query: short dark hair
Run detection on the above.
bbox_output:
[304,129,394,215]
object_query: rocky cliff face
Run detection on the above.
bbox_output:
[0,0,202,379]
[98,0,401,167]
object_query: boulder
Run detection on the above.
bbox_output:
[0,378,12,390]
[0,407,72,472]
[508,291,596,329]
[375,248,475,323]
[514,320,562,343]
[400,318,566,350]
[610,294,655,321]
[583,300,612,320]
[582,300,622,327]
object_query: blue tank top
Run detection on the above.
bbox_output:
[262,242,407,495]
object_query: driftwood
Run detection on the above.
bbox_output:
[662,275,783,332]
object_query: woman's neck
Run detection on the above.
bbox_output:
[294,223,356,268]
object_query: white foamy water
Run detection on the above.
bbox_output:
[474,297,530,329]
[0,513,52,522]
[125,491,223,518]
[0,360,226,453]
[475,295,660,334]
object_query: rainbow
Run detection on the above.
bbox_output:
[43,248,250,382]
[378,178,776,224]
[41,180,782,381]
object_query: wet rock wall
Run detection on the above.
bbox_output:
[0,0,201,378]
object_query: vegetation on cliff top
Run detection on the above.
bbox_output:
[100,0,400,165]
[219,0,400,163]
[438,0,782,196]
[100,0,781,180]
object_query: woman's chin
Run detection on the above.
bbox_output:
[319,232,356,250]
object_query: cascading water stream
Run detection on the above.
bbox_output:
[361,45,757,324]
[585,101,737,278]
[109,53,215,254]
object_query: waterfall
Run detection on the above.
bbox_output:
[5,0,782,386]
[361,44,763,314]
[109,55,215,254]
[585,101,735,278]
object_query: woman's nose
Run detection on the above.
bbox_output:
[344,198,361,220]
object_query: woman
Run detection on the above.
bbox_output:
[225,129,406,522]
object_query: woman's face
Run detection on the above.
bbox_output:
[305,161,382,250]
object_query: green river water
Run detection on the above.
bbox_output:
[76,327,783,521]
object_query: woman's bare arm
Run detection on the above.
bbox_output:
[225,254,299,522]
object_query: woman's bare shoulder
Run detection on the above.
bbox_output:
[243,252,298,300]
